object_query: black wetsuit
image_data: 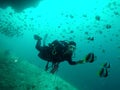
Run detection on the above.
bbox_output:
[35,39,77,65]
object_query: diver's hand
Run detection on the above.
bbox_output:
[77,60,85,64]
[77,53,95,64]
[34,34,42,40]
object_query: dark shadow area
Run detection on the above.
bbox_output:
[0,0,42,12]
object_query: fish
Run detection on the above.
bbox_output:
[102,62,110,68]
[87,37,94,41]
[85,53,94,63]
[98,62,111,78]
[98,68,108,78]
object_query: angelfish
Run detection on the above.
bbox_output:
[98,68,108,78]
[98,62,110,78]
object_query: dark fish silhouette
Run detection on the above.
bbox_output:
[85,53,94,63]
[102,62,110,68]
[98,62,111,78]
[98,68,108,78]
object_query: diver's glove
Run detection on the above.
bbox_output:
[34,34,42,40]
[77,60,85,64]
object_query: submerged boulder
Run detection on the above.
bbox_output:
[0,50,78,90]
[0,0,41,12]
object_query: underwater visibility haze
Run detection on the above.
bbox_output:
[0,0,120,90]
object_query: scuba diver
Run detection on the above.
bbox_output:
[34,34,95,74]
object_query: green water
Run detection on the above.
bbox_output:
[0,0,120,90]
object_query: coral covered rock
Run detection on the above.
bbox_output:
[0,50,78,90]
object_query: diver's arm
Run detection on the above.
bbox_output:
[76,59,86,64]
[34,34,42,51]
[67,53,94,65]
[67,58,86,65]
[43,34,48,46]
[35,39,42,51]
[67,58,82,65]
[68,59,77,65]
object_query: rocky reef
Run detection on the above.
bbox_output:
[0,50,78,90]
[0,0,41,12]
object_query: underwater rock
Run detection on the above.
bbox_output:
[0,50,78,90]
[0,0,41,12]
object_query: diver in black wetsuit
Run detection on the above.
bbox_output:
[34,34,94,74]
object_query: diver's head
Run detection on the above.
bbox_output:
[65,41,76,54]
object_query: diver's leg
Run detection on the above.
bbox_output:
[50,63,59,74]
[36,39,42,51]
[45,61,49,71]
